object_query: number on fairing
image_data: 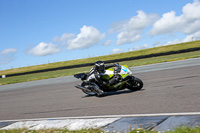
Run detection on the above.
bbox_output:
[122,66,128,72]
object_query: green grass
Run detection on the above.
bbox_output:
[0,128,103,133]
[120,50,200,67]
[0,40,200,76]
[165,126,200,133]
[0,40,200,85]
[129,126,200,133]
[0,50,200,85]
[1,126,200,133]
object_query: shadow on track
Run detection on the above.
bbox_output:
[82,89,145,98]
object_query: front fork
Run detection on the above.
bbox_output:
[124,75,135,87]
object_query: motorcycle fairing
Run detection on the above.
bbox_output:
[100,68,114,80]
[100,65,133,80]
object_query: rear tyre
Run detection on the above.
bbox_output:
[128,77,143,91]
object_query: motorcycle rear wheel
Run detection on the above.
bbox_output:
[128,77,143,91]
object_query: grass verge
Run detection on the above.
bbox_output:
[0,50,200,85]
[0,40,200,76]
[129,126,200,133]
[0,128,103,133]
[0,126,200,133]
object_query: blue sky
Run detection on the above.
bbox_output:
[0,0,200,70]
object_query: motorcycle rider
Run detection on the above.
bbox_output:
[87,60,120,96]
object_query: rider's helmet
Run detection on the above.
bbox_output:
[95,60,105,73]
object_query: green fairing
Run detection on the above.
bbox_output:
[121,74,129,78]
[121,65,131,78]
[101,65,131,80]
[123,65,129,69]
[101,68,114,81]
[106,80,126,89]
[98,65,134,90]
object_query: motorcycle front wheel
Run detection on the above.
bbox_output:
[128,77,143,91]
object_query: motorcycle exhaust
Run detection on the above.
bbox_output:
[75,85,92,92]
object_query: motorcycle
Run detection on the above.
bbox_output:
[74,64,143,96]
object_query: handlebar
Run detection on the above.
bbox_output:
[114,64,121,74]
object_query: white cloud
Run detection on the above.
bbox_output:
[164,31,200,46]
[102,40,113,46]
[152,41,162,47]
[117,32,141,46]
[112,48,124,54]
[28,42,61,56]
[110,10,158,45]
[0,48,18,65]
[149,0,200,36]
[182,31,200,42]
[135,44,149,50]
[67,25,105,50]
[164,39,182,46]
[1,48,17,55]
[129,44,149,51]
[53,33,74,43]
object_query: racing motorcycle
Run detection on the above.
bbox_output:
[74,64,143,96]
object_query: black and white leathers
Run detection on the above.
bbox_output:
[87,64,117,86]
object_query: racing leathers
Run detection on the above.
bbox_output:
[87,63,119,95]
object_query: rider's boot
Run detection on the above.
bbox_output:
[93,84,104,96]
[95,87,104,96]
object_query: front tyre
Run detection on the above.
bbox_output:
[128,77,143,91]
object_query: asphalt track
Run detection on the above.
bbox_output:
[0,58,200,121]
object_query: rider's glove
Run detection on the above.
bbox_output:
[114,63,119,67]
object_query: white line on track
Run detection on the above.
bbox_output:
[1,112,200,123]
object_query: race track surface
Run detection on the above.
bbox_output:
[0,58,200,120]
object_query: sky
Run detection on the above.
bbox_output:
[0,0,200,70]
